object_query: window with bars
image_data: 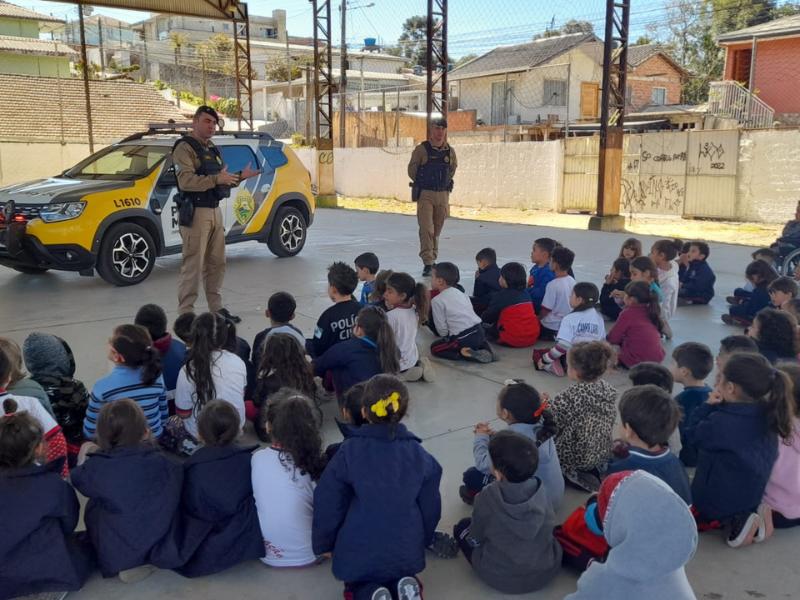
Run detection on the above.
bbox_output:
[543,79,567,106]
[651,87,667,105]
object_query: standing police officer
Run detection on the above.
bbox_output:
[408,117,457,277]
[172,106,258,322]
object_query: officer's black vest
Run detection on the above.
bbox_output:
[172,135,227,208]
[416,141,452,192]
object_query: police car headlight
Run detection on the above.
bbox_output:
[39,202,86,222]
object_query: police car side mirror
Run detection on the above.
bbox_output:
[157,167,177,188]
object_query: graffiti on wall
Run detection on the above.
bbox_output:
[621,175,686,214]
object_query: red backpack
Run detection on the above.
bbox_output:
[497,302,541,347]
[554,505,610,571]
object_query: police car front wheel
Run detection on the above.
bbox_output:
[267,206,307,258]
[96,222,156,286]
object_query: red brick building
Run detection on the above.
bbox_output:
[625,45,687,111]
[718,14,800,124]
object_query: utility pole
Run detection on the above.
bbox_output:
[339,2,347,147]
[97,17,105,75]
[77,4,95,152]
[286,31,292,100]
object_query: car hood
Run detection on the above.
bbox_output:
[0,177,132,206]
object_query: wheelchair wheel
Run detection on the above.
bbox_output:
[780,248,800,276]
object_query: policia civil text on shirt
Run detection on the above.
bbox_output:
[172,106,258,323]
[408,117,457,278]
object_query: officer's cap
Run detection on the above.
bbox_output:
[194,105,220,124]
[431,117,448,129]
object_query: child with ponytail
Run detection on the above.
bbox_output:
[460,380,564,512]
[252,391,327,567]
[534,282,605,377]
[83,324,167,441]
[0,347,69,477]
[384,271,435,382]
[606,281,665,368]
[688,352,795,548]
[175,312,247,441]
[313,375,442,600]
[313,305,400,396]
[0,397,93,598]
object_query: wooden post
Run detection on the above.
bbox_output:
[597,128,623,217]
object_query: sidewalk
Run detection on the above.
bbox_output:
[335,196,782,248]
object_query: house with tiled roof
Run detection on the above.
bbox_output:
[448,33,604,126]
[0,73,185,143]
[0,0,76,76]
[625,44,688,111]
[717,14,800,124]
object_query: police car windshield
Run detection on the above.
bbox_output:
[66,145,170,180]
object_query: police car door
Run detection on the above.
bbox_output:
[151,158,182,251]
[218,144,262,236]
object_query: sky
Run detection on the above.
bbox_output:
[15,0,775,58]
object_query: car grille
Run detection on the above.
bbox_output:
[0,202,40,221]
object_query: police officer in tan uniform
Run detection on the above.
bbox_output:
[408,117,457,277]
[173,106,258,322]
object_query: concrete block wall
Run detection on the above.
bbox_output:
[738,129,800,223]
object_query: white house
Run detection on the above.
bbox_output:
[449,32,604,126]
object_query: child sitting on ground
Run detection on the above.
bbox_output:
[325,382,367,460]
[600,258,631,321]
[252,291,306,366]
[23,332,89,462]
[607,281,665,368]
[650,240,682,339]
[384,272,434,382]
[472,247,502,313]
[552,342,617,492]
[629,362,674,393]
[688,352,793,548]
[539,246,577,340]
[716,335,759,375]
[0,398,93,598]
[534,282,605,377]
[252,334,317,440]
[83,324,167,441]
[176,401,264,577]
[253,391,328,567]
[313,375,441,600]
[355,252,380,306]
[610,256,662,308]
[567,470,697,600]
[0,337,51,415]
[461,380,564,512]
[678,241,716,305]
[748,308,799,364]
[670,342,714,467]
[307,262,362,358]
[134,304,186,395]
[607,385,691,504]
[618,237,643,261]
[768,276,799,308]
[723,260,778,326]
[761,362,800,535]
[369,269,394,308]
[527,238,557,312]
[481,262,541,348]
[173,312,195,346]
[454,430,562,595]
[430,262,494,363]
[72,399,185,579]
[314,306,400,395]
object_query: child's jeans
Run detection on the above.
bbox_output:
[430,323,489,361]
[462,467,495,495]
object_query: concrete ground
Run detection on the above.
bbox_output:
[2,208,797,600]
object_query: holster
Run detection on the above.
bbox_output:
[176,194,195,227]
[410,182,421,202]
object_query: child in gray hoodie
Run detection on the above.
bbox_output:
[453,430,562,595]
[567,469,697,600]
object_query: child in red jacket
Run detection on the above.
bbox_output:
[606,281,665,369]
[481,262,540,347]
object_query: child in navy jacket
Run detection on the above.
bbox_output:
[71,399,186,577]
[723,260,777,327]
[313,375,442,600]
[307,262,362,358]
[314,306,400,396]
[481,262,541,347]
[688,353,793,548]
[0,398,93,599]
[175,401,264,577]
[472,247,502,313]
[678,242,716,305]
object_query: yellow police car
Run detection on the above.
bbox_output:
[0,126,314,286]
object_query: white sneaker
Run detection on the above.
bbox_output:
[397,576,422,600]
[118,564,156,583]
[755,503,774,543]
[370,587,392,600]
[420,357,436,382]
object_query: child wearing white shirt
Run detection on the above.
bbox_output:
[651,240,683,340]
[539,247,577,338]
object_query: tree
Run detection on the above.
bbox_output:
[398,15,428,66]
[535,19,594,39]
[455,53,478,67]
[264,54,316,83]
[169,31,189,66]
[711,0,775,34]
[634,35,654,45]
